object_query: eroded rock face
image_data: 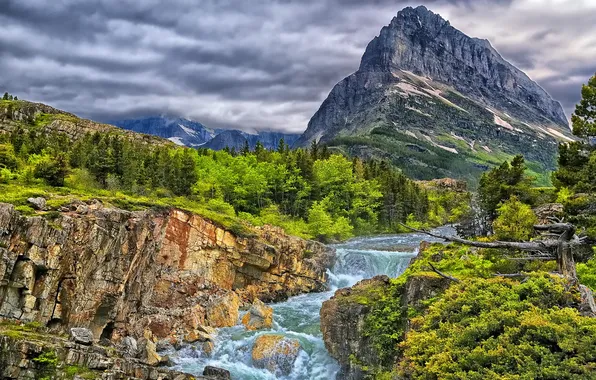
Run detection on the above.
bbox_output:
[0,202,334,347]
[251,334,302,375]
[320,276,392,380]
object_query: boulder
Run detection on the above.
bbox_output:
[251,334,301,375]
[69,327,94,345]
[203,366,231,379]
[138,337,163,366]
[241,299,274,330]
[120,336,138,357]
[206,293,240,328]
[184,329,213,343]
[26,197,46,210]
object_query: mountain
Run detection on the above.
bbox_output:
[296,6,574,184]
[203,130,247,150]
[110,116,216,147]
[111,116,300,150]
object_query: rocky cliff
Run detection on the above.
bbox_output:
[0,201,334,348]
[296,6,574,183]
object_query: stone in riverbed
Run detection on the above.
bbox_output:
[203,365,231,379]
[242,299,273,330]
[251,334,301,375]
[206,293,240,328]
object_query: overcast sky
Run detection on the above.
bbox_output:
[1,0,594,133]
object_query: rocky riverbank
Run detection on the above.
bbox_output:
[0,200,335,378]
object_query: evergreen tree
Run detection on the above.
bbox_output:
[277,138,287,154]
[572,74,596,139]
[2,93,8,100]
[34,154,69,187]
[553,73,596,192]
[241,140,250,155]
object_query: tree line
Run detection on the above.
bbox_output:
[0,122,457,240]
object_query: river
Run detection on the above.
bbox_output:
[170,227,452,379]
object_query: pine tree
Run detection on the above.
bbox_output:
[2,93,8,100]
[572,73,596,139]
[277,138,287,154]
[241,140,250,155]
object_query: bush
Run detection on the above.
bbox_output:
[34,154,69,187]
[0,144,18,171]
[206,198,236,217]
[493,196,538,241]
[0,168,12,183]
[65,168,98,190]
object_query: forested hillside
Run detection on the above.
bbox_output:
[0,97,467,242]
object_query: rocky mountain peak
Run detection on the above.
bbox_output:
[357,6,568,127]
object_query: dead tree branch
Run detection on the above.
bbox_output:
[399,223,559,251]
[429,263,460,283]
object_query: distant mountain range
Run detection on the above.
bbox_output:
[295,6,574,184]
[110,116,300,151]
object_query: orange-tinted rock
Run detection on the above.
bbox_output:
[251,335,302,375]
[242,299,273,331]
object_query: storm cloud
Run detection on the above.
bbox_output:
[0,0,594,132]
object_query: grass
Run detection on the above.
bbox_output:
[0,181,256,237]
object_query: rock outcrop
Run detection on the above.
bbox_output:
[320,268,451,378]
[0,100,168,146]
[296,6,574,182]
[251,334,302,375]
[0,322,202,380]
[0,201,334,348]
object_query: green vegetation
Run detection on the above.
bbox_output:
[2,92,17,101]
[552,73,596,237]
[347,242,591,379]
[492,196,538,241]
[399,275,596,379]
[0,102,466,241]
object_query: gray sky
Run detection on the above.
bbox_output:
[1,0,594,133]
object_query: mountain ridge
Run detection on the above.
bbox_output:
[111,116,300,150]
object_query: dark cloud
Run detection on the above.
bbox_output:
[0,0,593,132]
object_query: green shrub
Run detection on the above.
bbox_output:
[398,275,595,380]
[493,196,538,241]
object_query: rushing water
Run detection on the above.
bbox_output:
[170,227,453,379]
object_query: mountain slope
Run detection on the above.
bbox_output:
[112,116,300,150]
[296,6,574,184]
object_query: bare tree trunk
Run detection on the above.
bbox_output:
[558,241,577,279]
[400,223,582,280]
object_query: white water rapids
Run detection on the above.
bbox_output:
[169,227,453,379]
